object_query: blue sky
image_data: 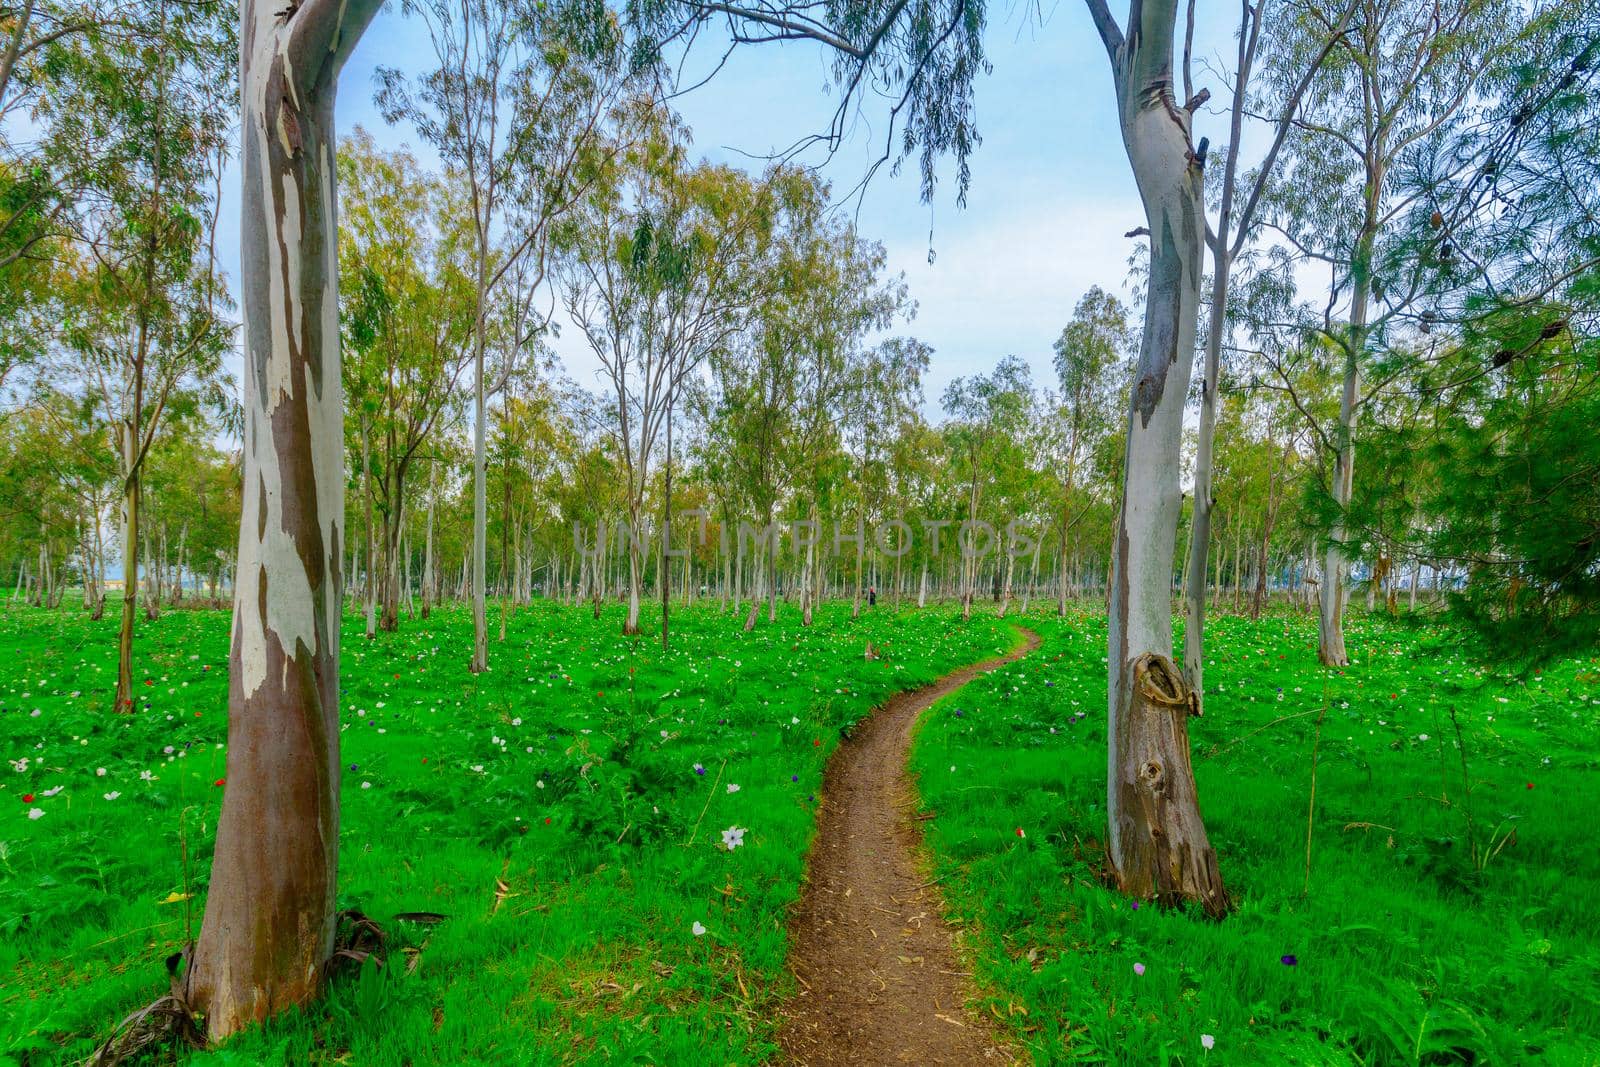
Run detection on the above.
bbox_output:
[224,1,1255,413]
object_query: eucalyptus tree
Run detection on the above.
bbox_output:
[185,0,384,1039]
[1258,0,1507,665]
[842,334,924,617]
[941,356,1031,621]
[44,0,233,711]
[139,415,242,608]
[1049,286,1130,615]
[1079,0,1232,913]
[690,359,763,616]
[1011,414,1062,613]
[706,313,794,629]
[988,394,1046,618]
[561,386,627,613]
[692,407,737,609]
[774,217,913,625]
[563,111,791,635]
[885,413,943,607]
[773,239,847,628]
[552,392,620,616]
[715,188,834,627]
[338,131,476,633]
[0,183,55,394]
[489,382,549,625]
[1335,382,1429,611]
[1179,0,1353,699]
[378,0,633,672]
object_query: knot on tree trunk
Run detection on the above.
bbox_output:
[1113,652,1231,918]
[1133,652,1200,717]
[1140,759,1166,797]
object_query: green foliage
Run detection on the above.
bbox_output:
[1406,318,1599,658]
[635,1,989,205]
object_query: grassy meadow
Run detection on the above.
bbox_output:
[915,612,1600,1064]
[2,598,1597,1064]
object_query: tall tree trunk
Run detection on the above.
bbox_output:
[401,530,414,618]
[801,506,816,626]
[1320,171,1380,665]
[145,527,162,621]
[187,0,380,1038]
[90,507,106,620]
[421,464,435,620]
[78,517,93,611]
[1021,533,1042,614]
[380,465,403,632]
[719,506,731,613]
[1252,441,1290,620]
[361,420,376,639]
[661,397,673,649]
[1057,515,1071,617]
[1183,244,1228,700]
[115,424,139,712]
[1320,339,1358,667]
[998,537,1014,617]
[39,537,50,610]
[624,505,643,635]
[173,524,187,607]
[766,517,778,623]
[1252,526,1272,620]
[592,519,605,619]
[1091,0,1228,915]
[742,535,762,633]
[499,502,513,642]
[961,482,978,620]
[1231,524,1244,613]
[470,337,488,671]
[851,514,865,620]
[498,466,512,641]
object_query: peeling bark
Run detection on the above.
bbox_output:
[115,429,139,711]
[1111,654,1228,915]
[1091,0,1228,913]
[186,0,381,1040]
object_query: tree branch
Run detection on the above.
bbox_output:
[695,2,864,58]
[1083,0,1124,59]
[285,0,386,90]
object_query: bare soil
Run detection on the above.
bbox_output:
[776,626,1041,1066]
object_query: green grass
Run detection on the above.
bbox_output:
[0,597,1011,1064]
[912,610,1600,1065]
[3,600,1597,1064]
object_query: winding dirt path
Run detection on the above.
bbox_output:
[777,626,1041,1066]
